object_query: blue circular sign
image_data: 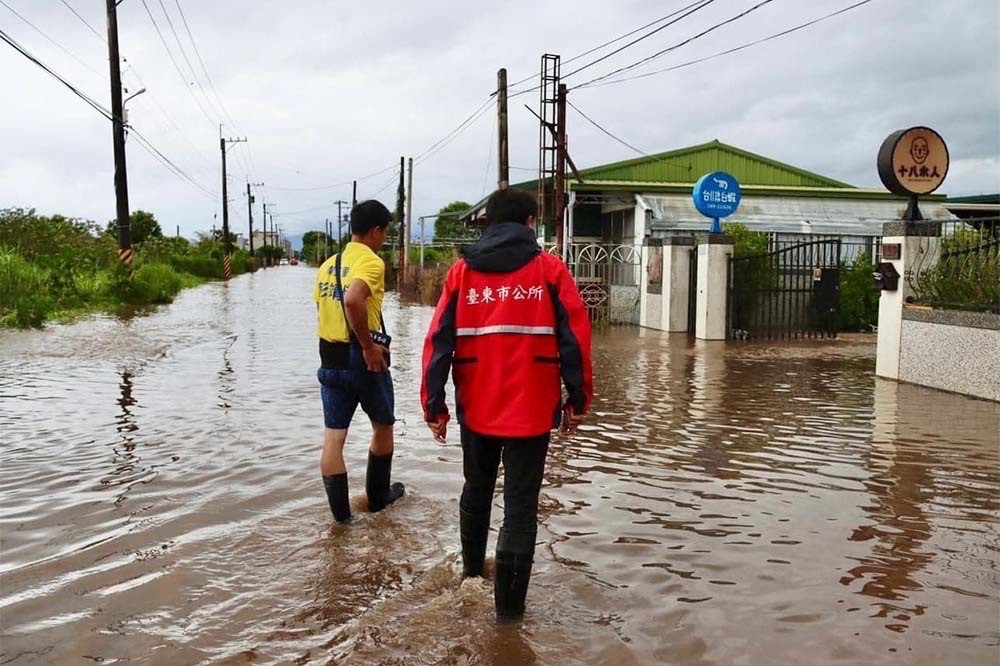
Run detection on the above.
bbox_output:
[693,171,742,219]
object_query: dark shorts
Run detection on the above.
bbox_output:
[317,367,395,429]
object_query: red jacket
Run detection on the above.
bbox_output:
[421,223,593,438]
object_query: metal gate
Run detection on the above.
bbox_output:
[727,239,841,340]
[687,246,698,334]
[554,243,641,325]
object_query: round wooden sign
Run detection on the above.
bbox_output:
[877,126,949,196]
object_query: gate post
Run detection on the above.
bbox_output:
[664,237,695,332]
[875,221,942,380]
[694,234,734,340]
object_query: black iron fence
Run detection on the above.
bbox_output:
[908,218,1000,313]
[728,238,843,340]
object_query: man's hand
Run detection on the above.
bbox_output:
[427,419,447,444]
[561,405,586,434]
[362,343,389,372]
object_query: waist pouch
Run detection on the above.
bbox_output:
[320,338,391,370]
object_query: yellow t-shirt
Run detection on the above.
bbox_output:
[313,242,385,342]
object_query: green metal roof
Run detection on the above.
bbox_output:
[574,140,854,188]
[946,194,1000,204]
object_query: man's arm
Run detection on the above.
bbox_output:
[549,261,594,427]
[344,278,388,372]
[420,264,461,441]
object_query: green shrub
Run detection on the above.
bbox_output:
[129,263,185,304]
[839,252,878,331]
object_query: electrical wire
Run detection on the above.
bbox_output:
[570,0,776,90]
[575,0,878,89]
[561,0,714,81]
[173,0,243,134]
[505,0,714,91]
[139,0,218,128]
[58,0,106,43]
[567,100,646,156]
[0,0,105,79]
[480,118,495,198]
[268,164,397,192]
[415,98,495,166]
[0,27,217,200]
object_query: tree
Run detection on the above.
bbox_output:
[301,230,335,265]
[434,201,475,241]
[106,209,163,245]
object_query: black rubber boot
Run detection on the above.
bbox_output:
[366,451,405,512]
[322,473,353,524]
[460,508,491,578]
[494,528,535,622]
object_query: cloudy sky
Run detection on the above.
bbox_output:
[2,0,998,244]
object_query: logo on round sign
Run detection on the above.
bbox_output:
[877,126,949,196]
[693,171,742,218]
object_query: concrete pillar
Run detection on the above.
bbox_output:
[875,222,942,380]
[694,235,734,341]
[663,237,695,332]
[640,239,661,329]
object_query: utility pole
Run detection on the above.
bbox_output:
[106,0,132,267]
[497,68,509,190]
[555,84,568,261]
[395,156,406,289]
[352,181,357,209]
[220,129,246,280]
[247,181,263,257]
[261,202,271,268]
[405,158,413,270]
[334,200,348,250]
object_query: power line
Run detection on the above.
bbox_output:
[268,164,397,192]
[1,0,105,79]
[0,27,217,200]
[172,0,242,133]
[561,0,714,81]
[138,0,218,128]
[155,0,223,121]
[505,1,715,91]
[415,98,495,166]
[582,0,880,89]
[58,0,106,43]
[567,100,647,156]
[571,0,777,90]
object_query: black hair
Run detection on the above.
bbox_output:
[350,200,392,235]
[484,188,537,226]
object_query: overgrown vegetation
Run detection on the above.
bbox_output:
[0,208,255,328]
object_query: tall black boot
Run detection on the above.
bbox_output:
[460,507,491,578]
[494,528,535,622]
[366,451,405,512]
[322,473,353,524]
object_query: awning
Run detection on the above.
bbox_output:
[638,193,954,237]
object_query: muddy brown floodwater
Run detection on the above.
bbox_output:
[1,267,997,665]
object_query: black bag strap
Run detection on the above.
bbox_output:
[334,251,387,337]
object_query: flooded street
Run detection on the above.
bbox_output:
[1,267,997,666]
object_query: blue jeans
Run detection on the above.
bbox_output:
[318,367,395,429]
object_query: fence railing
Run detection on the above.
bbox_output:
[908,218,1000,313]
[547,242,641,325]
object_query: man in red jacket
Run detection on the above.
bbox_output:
[420,188,593,621]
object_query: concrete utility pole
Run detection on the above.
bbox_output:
[396,156,406,289]
[334,200,348,250]
[405,158,413,267]
[247,182,263,256]
[106,0,131,266]
[220,129,246,280]
[497,68,509,190]
[352,181,357,209]
[261,202,272,267]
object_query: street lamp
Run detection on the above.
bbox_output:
[121,87,146,130]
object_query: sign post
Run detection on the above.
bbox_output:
[693,171,742,233]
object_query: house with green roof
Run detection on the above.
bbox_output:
[463,140,950,249]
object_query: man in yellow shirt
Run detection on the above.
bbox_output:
[313,200,404,523]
